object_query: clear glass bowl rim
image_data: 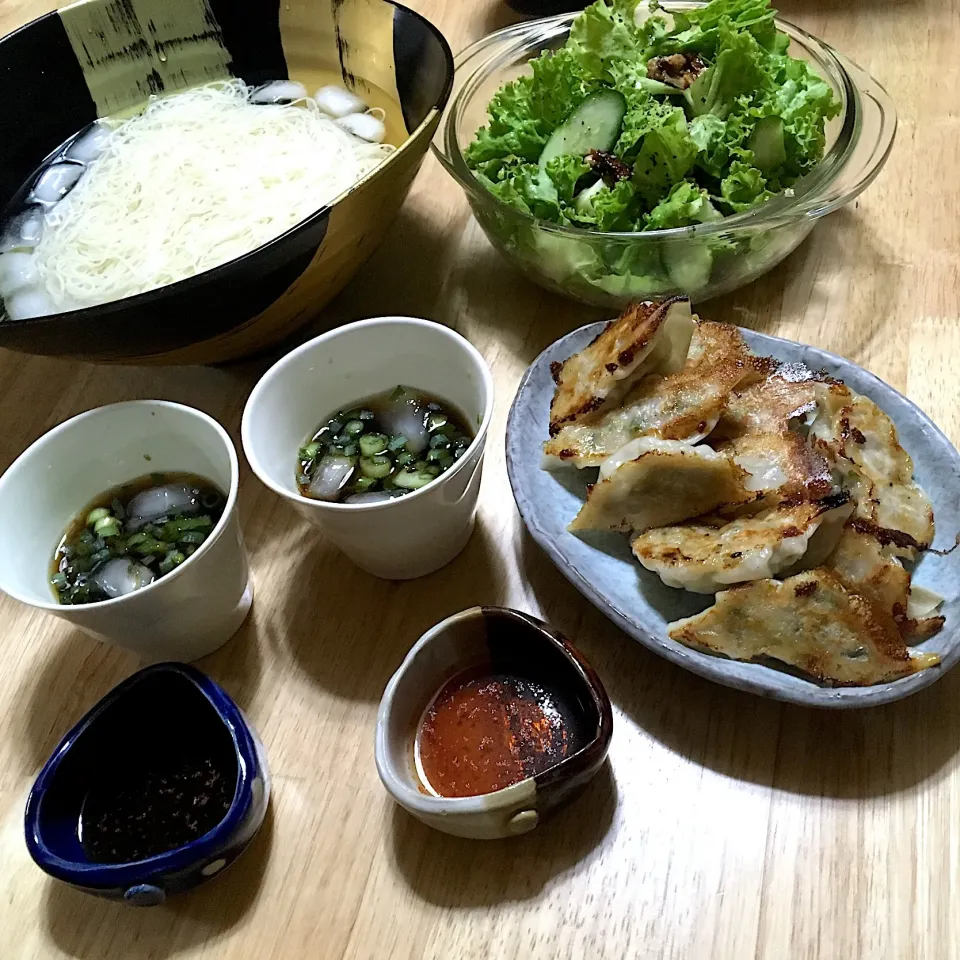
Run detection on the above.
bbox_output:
[435,4,895,241]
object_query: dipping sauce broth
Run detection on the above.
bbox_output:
[79,748,235,864]
[415,666,587,798]
[297,386,474,504]
[51,472,225,605]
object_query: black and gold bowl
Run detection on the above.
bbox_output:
[0,0,453,364]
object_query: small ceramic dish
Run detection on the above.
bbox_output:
[0,400,252,661]
[375,606,612,839]
[505,321,960,709]
[242,317,494,580]
[25,662,270,905]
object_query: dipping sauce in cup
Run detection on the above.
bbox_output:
[415,665,589,798]
[243,317,495,580]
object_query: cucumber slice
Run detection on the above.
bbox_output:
[635,78,684,97]
[539,89,627,170]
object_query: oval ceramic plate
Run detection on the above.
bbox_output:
[505,322,960,708]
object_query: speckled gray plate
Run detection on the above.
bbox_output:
[506,322,960,708]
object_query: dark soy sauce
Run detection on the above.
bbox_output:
[79,747,236,864]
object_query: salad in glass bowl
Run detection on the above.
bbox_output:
[434,0,896,307]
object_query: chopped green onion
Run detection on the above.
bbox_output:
[359,455,392,479]
[297,473,311,486]
[86,507,111,526]
[133,537,167,556]
[159,550,187,575]
[342,443,359,458]
[427,414,448,432]
[395,451,414,467]
[93,516,121,538]
[393,468,435,490]
[90,548,112,566]
[429,433,449,449]
[387,435,408,452]
[50,572,68,590]
[179,530,207,546]
[359,434,387,456]
[426,448,449,462]
[344,420,365,436]
[425,464,441,477]
[355,476,378,492]
[301,441,322,460]
[161,515,213,542]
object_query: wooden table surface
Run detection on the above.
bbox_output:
[1,0,958,957]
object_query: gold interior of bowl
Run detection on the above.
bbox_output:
[58,0,410,141]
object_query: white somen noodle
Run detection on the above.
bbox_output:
[31,79,394,310]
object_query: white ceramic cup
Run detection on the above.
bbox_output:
[242,317,494,580]
[0,400,252,661]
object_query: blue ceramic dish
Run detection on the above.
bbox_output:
[25,662,270,905]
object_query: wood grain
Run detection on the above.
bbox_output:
[0,0,958,958]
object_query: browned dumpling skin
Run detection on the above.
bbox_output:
[632,493,853,594]
[568,440,748,534]
[544,321,769,468]
[668,569,939,686]
[810,385,935,557]
[547,298,694,438]
[826,524,944,641]
[714,363,831,438]
[712,430,838,514]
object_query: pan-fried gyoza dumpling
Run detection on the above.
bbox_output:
[548,298,695,437]
[714,363,829,438]
[543,322,768,468]
[568,438,747,534]
[631,494,853,593]
[668,569,940,686]
[713,431,839,511]
[810,385,935,557]
[826,523,944,641]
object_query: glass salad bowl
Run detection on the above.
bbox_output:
[433,5,896,308]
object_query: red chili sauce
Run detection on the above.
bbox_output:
[416,667,575,798]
